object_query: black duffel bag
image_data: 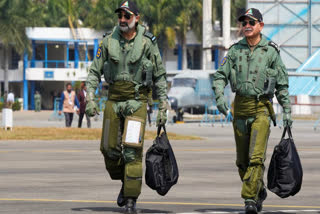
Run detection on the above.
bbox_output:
[267,126,303,198]
[145,125,179,196]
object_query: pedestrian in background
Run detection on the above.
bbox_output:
[77,81,91,128]
[59,83,80,127]
[34,91,41,112]
[7,90,15,109]
[212,8,291,214]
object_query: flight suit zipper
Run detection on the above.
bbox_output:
[246,48,251,90]
[246,45,257,91]
[122,44,127,76]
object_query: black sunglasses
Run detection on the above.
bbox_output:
[242,20,257,27]
[118,12,132,20]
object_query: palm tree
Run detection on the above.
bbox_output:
[85,0,120,31]
[173,0,202,69]
[138,0,177,67]
[0,0,44,92]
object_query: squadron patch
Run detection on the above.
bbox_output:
[220,56,227,66]
[96,47,102,59]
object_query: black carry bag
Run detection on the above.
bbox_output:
[267,126,303,198]
[145,125,179,196]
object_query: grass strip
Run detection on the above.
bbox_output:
[0,127,202,141]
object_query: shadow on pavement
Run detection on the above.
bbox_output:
[71,206,172,213]
[195,208,243,213]
[195,208,299,213]
[263,212,297,214]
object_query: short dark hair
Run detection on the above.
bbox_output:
[66,83,72,87]
[81,81,86,86]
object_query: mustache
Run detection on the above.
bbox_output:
[120,22,128,26]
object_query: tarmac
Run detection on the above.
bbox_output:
[1,110,320,214]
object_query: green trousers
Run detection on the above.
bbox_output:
[100,100,147,199]
[233,96,271,201]
[35,101,41,112]
[233,115,270,201]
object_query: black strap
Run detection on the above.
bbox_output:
[281,126,293,140]
[157,125,167,136]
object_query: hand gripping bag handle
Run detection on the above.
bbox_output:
[281,126,293,140]
[157,125,167,136]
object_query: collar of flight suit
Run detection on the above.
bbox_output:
[108,24,145,64]
[238,33,269,49]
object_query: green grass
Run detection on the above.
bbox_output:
[0,127,202,141]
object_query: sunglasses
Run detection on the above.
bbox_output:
[118,12,132,20]
[241,20,257,27]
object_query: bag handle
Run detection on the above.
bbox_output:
[157,125,167,136]
[281,125,293,140]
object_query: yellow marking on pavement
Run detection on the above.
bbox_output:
[31,150,84,153]
[0,198,319,209]
[0,150,84,153]
[177,148,235,152]
[0,148,319,153]
[177,148,320,152]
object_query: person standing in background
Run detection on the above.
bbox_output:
[59,83,80,127]
[7,90,15,109]
[77,81,91,128]
[34,91,41,112]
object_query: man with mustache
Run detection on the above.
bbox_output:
[212,8,292,214]
[85,1,167,213]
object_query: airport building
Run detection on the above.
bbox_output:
[1,0,320,114]
[0,26,241,110]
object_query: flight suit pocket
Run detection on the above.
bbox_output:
[254,68,266,93]
[124,161,142,197]
[103,61,112,83]
[264,68,278,94]
[142,59,153,87]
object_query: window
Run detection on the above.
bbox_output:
[10,48,20,69]
[172,78,197,88]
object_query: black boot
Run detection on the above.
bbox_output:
[117,184,125,207]
[245,200,258,214]
[256,188,267,212]
[124,198,137,214]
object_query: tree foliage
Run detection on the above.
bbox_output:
[0,0,247,58]
[0,0,44,54]
[84,0,119,30]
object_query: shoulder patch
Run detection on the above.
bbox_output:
[268,41,280,53]
[96,47,102,59]
[220,56,228,66]
[103,31,112,38]
[144,31,157,43]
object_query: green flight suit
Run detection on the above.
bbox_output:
[34,93,41,112]
[212,34,291,201]
[86,24,167,199]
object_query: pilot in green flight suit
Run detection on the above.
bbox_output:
[212,8,292,214]
[85,1,167,214]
